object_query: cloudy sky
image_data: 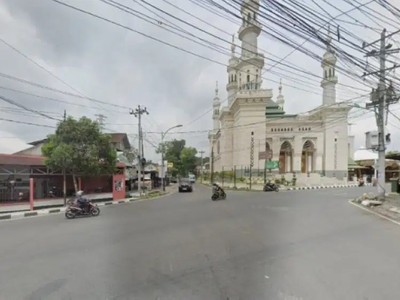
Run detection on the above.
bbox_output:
[0,0,400,162]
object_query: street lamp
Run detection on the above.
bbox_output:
[161,124,182,191]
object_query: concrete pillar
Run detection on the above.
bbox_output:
[29,178,34,211]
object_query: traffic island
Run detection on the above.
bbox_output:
[142,191,164,199]
[350,193,400,223]
[136,186,178,200]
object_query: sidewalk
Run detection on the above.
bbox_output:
[0,185,177,222]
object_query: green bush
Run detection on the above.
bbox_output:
[222,170,233,179]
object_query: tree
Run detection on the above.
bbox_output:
[123,148,137,164]
[387,150,400,156]
[156,139,199,176]
[195,156,209,166]
[156,139,186,176]
[42,116,117,192]
[181,147,198,175]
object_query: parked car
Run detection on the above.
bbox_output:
[178,178,193,193]
[171,176,178,183]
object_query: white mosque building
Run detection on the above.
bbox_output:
[208,0,353,182]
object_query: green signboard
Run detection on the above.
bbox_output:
[266,160,279,169]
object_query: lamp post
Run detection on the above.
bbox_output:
[161,124,182,191]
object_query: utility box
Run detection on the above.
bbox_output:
[365,131,379,150]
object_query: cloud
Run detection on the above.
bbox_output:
[0,129,30,153]
[0,0,399,161]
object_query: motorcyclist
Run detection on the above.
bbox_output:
[263,179,278,192]
[212,183,224,195]
[76,190,88,213]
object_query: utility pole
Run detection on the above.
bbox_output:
[141,129,145,162]
[250,131,254,190]
[161,132,165,191]
[363,28,400,200]
[63,109,67,206]
[130,106,149,195]
[210,147,214,183]
[199,150,205,183]
[95,114,106,132]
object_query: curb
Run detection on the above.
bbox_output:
[286,183,372,191]
[348,199,400,226]
[201,183,372,191]
[0,190,176,222]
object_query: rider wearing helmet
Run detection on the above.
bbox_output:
[76,190,88,213]
[212,182,222,193]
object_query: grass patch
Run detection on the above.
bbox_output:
[144,191,163,199]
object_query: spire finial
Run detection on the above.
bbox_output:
[215,81,218,96]
[231,34,236,56]
[278,79,282,94]
[326,24,332,47]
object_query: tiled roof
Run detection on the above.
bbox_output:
[28,138,48,146]
[28,133,129,146]
[0,154,46,166]
[110,133,125,143]
[0,153,126,168]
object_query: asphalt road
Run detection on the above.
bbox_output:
[0,184,399,300]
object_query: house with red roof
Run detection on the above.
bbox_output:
[0,133,132,213]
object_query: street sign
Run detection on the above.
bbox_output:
[266,160,279,169]
[259,150,272,160]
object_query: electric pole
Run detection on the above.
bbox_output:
[95,114,106,132]
[250,131,254,190]
[141,128,145,165]
[199,150,205,183]
[210,147,214,183]
[130,106,149,195]
[63,110,67,206]
[363,28,400,200]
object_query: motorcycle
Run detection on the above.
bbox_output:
[65,199,100,219]
[211,187,227,201]
[263,182,279,192]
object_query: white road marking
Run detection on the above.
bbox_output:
[349,200,400,226]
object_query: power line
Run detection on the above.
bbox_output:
[0,36,110,113]
[0,117,56,128]
[261,0,376,75]
[0,94,60,121]
[0,85,128,113]
[62,0,371,97]
[51,0,376,133]
[180,0,383,124]
[50,1,396,141]
[0,72,130,110]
